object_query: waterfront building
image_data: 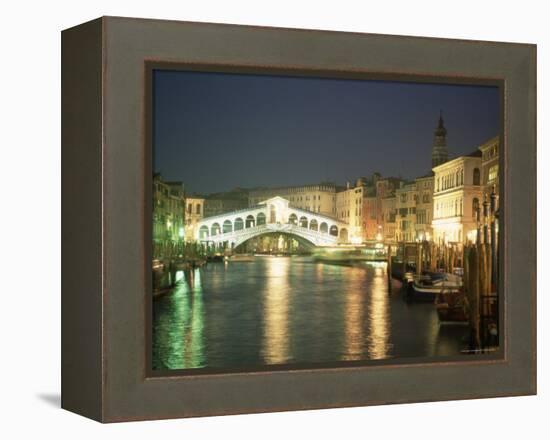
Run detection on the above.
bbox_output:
[431,151,483,244]
[395,181,417,242]
[480,136,500,209]
[203,188,249,217]
[362,192,379,241]
[184,196,205,241]
[336,179,368,243]
[153,174,185,259]
[414,174,434,241]
[479,136,500,249]
[248,183,337,217]
[381,196,397,242]
[362,176,402,241]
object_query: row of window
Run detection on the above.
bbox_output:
[289,194,323,202]
[186,203,202,215]
[436,168,480,192]
[435,197,472,218]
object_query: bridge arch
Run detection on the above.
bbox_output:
[320,222,328,234]
[234,217,244,231]
[257,212,266,225]
[310,219,318,231]
[330,225,338,237]
[299,216,308,228]
[223,220,232,234]
[211,222,221,236]
[199,225,209,239]
[245,215,255,228]
[288,213,298,225]
[235,230,317,251]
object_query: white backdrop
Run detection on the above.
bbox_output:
[0,0,545,437]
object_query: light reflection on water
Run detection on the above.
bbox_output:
[261,257,290,364]
[152,256,469,371]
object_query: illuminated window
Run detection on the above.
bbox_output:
[488,165,498,183]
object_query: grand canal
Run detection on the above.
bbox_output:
[152,256,469,371]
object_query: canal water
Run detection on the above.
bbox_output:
[152,256,469,371]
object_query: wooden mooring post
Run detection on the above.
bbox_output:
[387,244,392,293]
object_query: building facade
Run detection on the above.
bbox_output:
[184,196,205,241]
[431,152,483,244]
[248,183,337,217]
[480,136,499,210]
[336,180,367,243]
[381,196,397,242]
[414,175,434,241]
[152,174,185,259]
[362,177,401,241]
[362,192,379,241]
[395,182,417,242]
[203,189,249,218]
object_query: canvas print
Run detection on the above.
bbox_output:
[151,70,501,372]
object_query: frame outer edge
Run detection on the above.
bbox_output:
[61,17,104,421]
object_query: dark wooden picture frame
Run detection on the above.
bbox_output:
[62,16,536,422]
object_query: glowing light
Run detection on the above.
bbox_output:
[178,227,184,238]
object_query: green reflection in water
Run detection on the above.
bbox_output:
[154,269,205,369]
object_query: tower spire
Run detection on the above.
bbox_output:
[432,112,448,168]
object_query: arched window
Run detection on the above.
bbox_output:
[211,223,221,236]
[473,168,481,185]
[320,222,328,233]
[299,216,308,228]
[245,215,255,228]
[329,225,338,236]
[199,225,209,239]
[256,212,266,226]
[223,220,232,234]
[309,219,318,231]
[288,213,298,225]
[234,217,244,231]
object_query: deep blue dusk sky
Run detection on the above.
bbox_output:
[153,70,499,195]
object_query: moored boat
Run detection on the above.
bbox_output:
[405,272,462,302]
[435,290,469,324]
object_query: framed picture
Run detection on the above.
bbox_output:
[62,16,536,422]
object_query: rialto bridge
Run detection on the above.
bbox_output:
[194,196,351,249]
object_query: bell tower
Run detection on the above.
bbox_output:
[431,111,449,168]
